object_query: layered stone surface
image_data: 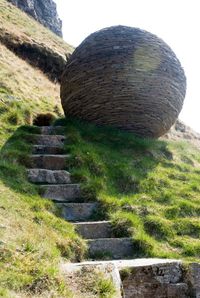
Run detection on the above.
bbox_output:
[61,25,186,138]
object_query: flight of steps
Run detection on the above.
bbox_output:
[27,126,134,260]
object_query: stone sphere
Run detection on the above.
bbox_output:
[61,26,186,138]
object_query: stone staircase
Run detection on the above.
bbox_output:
[26,126,200,297]
[27,126,134,260]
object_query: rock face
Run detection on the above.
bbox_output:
[61,25,186,138]
[164,119,200,148]
[121,262,188,297]
[8,0,62,37]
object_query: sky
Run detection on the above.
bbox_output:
[55,0,200,132]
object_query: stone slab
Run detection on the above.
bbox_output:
[57,202,98,221]
[27,169,71,184]
[88,238,134,260]
[34,134,65,146]
[32,145,65,155]
[39,126,65,135]
[40,184,81,201]
[30,154,69,170]
[74,221,112,239]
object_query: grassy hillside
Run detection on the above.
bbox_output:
[0,2,87,296]
[0,43,63,147]
[0,0,74,81]
[58,118,200,261]
[0,42,85,298]
[0,0,200,296]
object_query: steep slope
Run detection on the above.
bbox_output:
[8,0,63,37]
[0,2,87,297]
[0,0,200,296]
[0,0,74,81]
[0,43,62,146]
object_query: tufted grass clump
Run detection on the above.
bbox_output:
[58,117,200,262]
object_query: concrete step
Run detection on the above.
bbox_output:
[34,134,65,147]
[39,126,64,135]
[30,154,69,170]
[27,169,71,184]
[88,238,134,260]
[74,221,112,239]
[57,202,98,221]
[40,184,81,202]
[32,145,65,155]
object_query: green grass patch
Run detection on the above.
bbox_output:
[57,117,200,261]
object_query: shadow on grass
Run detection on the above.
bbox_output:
[0,125,40,195]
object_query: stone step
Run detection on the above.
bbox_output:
[88,238,134,260]
[32,145,65,155]
[34,134,65,147]
[74,221,112,239]
[57,202,98,221]
[27,169,71,184]
[30,154,69,170]
[40,184,81,202]
[39,126,64,135]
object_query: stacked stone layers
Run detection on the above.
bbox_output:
[61,26,186,138]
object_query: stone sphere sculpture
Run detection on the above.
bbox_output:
[61,26,186,138]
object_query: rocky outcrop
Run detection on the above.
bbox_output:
[61,25,186,138]
[163,119,200,148]
[121,262,188,297]
[120,261,200,297]
[7,0,62,37]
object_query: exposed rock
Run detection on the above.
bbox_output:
[185,263,200,297]
[163,119,200,148]
[7,0,62,37]
[88,238,134,260]
[58,202,98,221]
[74,221,112,239]
[30,154,69,170]
[61,25,186,138]
[120,262,188,297]
[39,184,81,201]
[27,169,71,184]
[34,135,65,147]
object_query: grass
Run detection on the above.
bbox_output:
[54,117,200,262]
[0,0,74,56]
[66,266,116,298]
[0,125,87,297]
[0,42,64,147]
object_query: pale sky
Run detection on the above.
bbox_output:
[55,0,200,132]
